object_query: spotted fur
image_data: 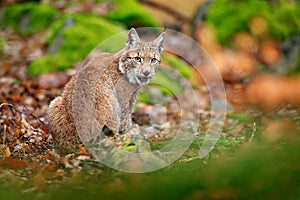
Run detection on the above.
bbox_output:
[48,28,165,154]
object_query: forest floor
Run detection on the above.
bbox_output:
[1,27,300,200]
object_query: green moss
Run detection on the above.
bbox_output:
[0,2,57,35]
[150,70,182,96]
[29,13,122,76]
[95,32,128,53]
[105,0,159,28]
[137,92,151,104]
[0,38,5,53]
[137,69,182,103]
[28,55,71,76]
[206,0,299,45]
[122,141,136,152]
[268,1,300,40]
[162,54,193,79]
[206,0,270,45]
[227,113,254,123]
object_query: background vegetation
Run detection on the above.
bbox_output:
[0,0,299,199]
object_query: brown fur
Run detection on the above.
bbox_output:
[48,29,165,154]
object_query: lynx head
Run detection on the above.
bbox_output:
[119,28,165,86]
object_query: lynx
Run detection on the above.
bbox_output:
[48,28,165,154]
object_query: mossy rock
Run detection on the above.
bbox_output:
[29,13,122,76]
[0,2,57,35]
[105,0,159,28]
[28,55,71,76]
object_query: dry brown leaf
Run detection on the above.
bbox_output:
[262,119,299,143]
[259,40,282,66]
[249,16,269,37]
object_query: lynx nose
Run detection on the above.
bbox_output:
[143,71,150,77]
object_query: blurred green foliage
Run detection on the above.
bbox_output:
[0,1,299,199]
[137,69,182,104]
[28,13,122,76]
[227,113,254,123]
[206,0,300,45]
[269,1,300,39]
[0,2,57,35]
[151,70,182,96]
[1,136,299,199]
[0,1,159,76]
[105,0,159,28]
[162,54,193,79]
[137,92,151,104]
[0,38,5,53]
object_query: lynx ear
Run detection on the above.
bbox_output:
[126,28,140,50]
[153,30,165,53]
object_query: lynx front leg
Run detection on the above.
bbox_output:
[96,93,121,134]
[120,113,133,132]
[119,91,139,132]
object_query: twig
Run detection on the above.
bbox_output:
[0,103,17,117]
[22,105,46,126]
[0,102,45,126]
[0,102,14,110]
[2,124,7,144]
[249,122,256,142]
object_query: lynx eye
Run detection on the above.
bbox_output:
[150,58,159,64]
[134,56,142,63]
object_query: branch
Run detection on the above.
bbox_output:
[138,0,191,24]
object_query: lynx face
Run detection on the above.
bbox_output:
[119,28,165,86]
